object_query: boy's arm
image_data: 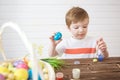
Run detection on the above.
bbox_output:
[49,33,62,57]
[49,45,58,57]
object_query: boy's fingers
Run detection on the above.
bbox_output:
[49,32,56,40]
[56,39,62,44]
[98,41,105,46]
[49,35,54,39]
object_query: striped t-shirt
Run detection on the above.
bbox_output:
[56,36,99,59]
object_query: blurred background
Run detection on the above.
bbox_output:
[0,0,120,60]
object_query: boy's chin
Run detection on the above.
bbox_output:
[74,36,85,39]
[78,37,85,39]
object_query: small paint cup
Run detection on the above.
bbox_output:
[56,72,64,80]
[72,68,80,79]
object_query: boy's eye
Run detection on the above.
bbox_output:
[74,27,79,29]
[83,26,87,28]
[73,26,79,29]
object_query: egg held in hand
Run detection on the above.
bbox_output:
[54,32,62,40]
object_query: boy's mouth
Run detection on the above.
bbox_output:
[78,34,85,36]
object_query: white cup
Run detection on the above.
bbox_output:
[72,68,80,79]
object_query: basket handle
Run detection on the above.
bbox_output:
[0,34,7,60]
[0,22,43,80]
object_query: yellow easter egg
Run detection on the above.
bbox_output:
[44,73,49,80]
[1,62,9,68]
[14,69,28,80]
[8,73,14,80]
[28,61,32,68]
[39,61,44,69]
[0,66,10,73]
[93,58,98,62]
[43,68,48,74]
[8,63,15,72]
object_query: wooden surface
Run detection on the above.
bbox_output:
[55,57,120,80]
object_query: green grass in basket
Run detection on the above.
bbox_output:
[41,57,64,70]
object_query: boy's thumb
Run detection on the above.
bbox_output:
[99,37,103,41]
[97,37,103,44]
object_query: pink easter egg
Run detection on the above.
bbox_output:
[16,63,29,70]
[13,60,24,67]
[0,74,5,80]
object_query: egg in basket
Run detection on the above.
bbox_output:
[0,22,64,80]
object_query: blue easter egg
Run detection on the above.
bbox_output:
[38,75,41,80]
[54,32,62,40]
[28,69,41,80]
[28,69,32,79]
[98,54,104,61]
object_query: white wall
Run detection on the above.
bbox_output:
[0,0,120,60]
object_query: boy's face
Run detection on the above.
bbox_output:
[69,18,89,39]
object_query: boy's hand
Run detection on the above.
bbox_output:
[97,38,107,53]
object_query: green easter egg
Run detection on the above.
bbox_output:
[8,63,14,72]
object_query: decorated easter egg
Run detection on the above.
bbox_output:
[98,54,104,61]
[93,58,98,62]
[23,57,29,64]
[54,32,62,40]
[38,75,42,80]
[44,73,49,80]
[14,68,28,80]
[43,68,48,74]
[8,63,15,72]
[28,69,32,79]
[1,62,9,68]
[7,73,14,80]
[0,74,5,80]
[0,66,10,73]
[28,61,32,68]
[13,60,24,67]
[28,69,41,80]
[16,63,29,70]
[39,61,44,69]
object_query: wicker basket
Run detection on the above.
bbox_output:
[0,22,55,80]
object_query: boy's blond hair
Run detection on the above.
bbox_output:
[65,7,89,28]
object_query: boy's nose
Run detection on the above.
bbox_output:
[78,27,84,32]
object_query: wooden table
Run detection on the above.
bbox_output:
[55,57,120,80]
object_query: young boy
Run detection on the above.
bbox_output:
[49,7,109,59]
